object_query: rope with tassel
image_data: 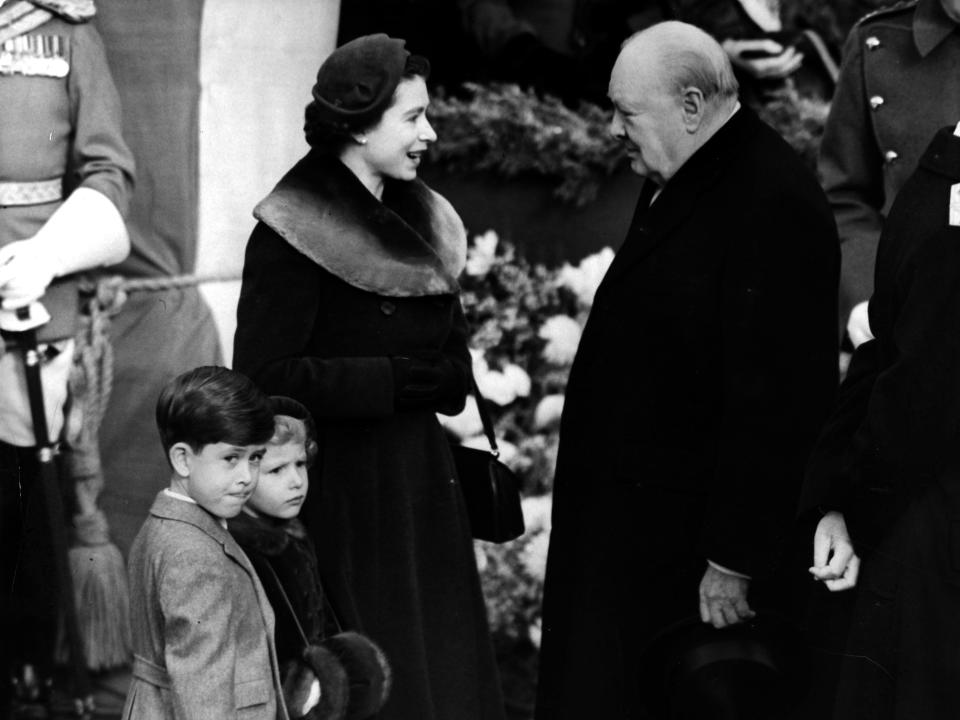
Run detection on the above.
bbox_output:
[56,270,239,671]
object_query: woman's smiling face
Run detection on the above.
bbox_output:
[358,75,437,182]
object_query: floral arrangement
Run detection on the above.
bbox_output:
[428,84,627,208]
[428,82,830,208]
[441,231,614,645]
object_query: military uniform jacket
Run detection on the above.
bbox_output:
[819,0,960,325]
[0,2,134,334]
[123,492,288,719]
[0,5,133,247]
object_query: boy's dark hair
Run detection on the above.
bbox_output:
[156,366,275,456]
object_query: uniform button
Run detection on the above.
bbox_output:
[571,29,587,49]
[380,301,396,316]
[884,150,899,163]
[869,95,884,110]
[865,36,881,50]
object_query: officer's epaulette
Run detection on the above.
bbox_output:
[31,0,95,23]
[856,0,918,28]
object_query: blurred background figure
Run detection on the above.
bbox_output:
[338,0,474,92]
[455,0,672,104]
[674,0,845,104]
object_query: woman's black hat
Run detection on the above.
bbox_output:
[306,33,409,134]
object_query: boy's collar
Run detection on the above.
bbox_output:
[163,487,196,504]
[158,488,227,530]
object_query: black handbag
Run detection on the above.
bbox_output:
[451,375,525,543]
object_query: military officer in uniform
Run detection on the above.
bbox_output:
[819,0,960,345]
[0,0,134,706]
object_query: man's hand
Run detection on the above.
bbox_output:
[846,300,873,349]
[0,239,58,310]
[699,564,755,629]
[722,38,804,79]
[809,511,860,591]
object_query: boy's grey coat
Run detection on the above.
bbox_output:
[123,492,288,719]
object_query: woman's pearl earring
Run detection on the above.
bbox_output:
[356,136,367,145]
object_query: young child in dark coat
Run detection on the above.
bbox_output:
[230,396,390,720]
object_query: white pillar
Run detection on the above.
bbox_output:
[197,0,341,364]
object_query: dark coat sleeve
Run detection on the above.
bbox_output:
[233,223,395,419]
[809,217,960,512]
[799,338,880,515]
[699,183,840,577]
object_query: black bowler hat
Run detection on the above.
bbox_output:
[638,612,812,719]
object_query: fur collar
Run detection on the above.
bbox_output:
[229,511,308,558]
[254,152,466,297]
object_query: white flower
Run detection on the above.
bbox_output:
[437,395,483,440]
[474,542,489,573]
[538,315,582,365]
[533,394,565,430]
[520,530,551,583]
[502,363,532,397]
[528,618,543,649]
[475,359,532,407]
[521,494,553,534]
[557,247,615,307]
[465,230,499,277]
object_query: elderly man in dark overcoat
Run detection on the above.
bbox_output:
[534,21,839,719]
[804,124,960,719]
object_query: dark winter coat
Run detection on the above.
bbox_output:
[801,127,960,719]
[228,514,332,667]
[535,106,839,720]
[233,154,505,720]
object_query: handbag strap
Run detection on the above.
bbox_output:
[260,559,311,651]
[468,373,500,456]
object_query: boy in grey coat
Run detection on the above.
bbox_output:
[122,366,288,719]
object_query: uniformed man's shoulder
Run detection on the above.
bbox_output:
[854,0,918,29]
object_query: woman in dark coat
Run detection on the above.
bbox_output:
[233,34,505,720]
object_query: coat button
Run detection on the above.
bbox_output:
[884,149,899,163]
[380,301,396,316]
[571,29,587,49]
[869,95,884,110]
[865,36,881,50]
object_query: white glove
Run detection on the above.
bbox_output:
[0,240,58,309]
[846,300,873,348]
[0,187,129,310]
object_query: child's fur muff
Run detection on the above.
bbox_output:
[283,631,391,720]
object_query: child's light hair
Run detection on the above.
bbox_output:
[270,414,319,467]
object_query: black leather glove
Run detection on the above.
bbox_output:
[390,355,462,412]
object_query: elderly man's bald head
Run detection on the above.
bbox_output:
[615,21,738,107]
[607,21,740,185]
